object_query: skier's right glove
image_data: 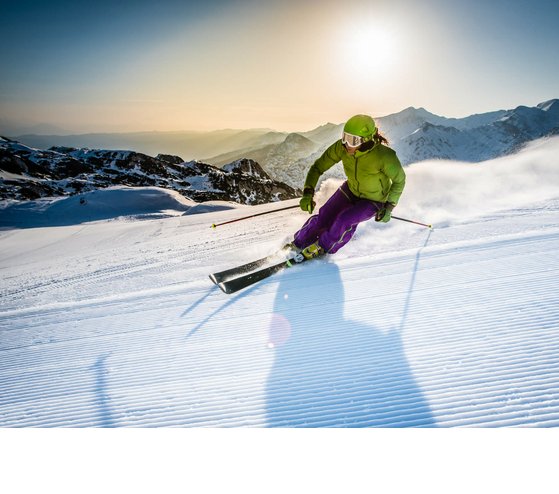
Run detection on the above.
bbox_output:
[375,202,395,223]
[299,187,316,214]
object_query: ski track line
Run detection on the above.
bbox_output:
[5,290,557,366]
[0,281,214,333]
[2,322,556,385]
[0,256,205,308]
[2,301,557,377]
[2,356,557,416]
[3,366,558,427]
[4,254,551,338]
[1,273,557,375]
[2,337,558,401]
[4,389,559,428]
[2,332,556,428]
[2,380,551,423]
[2,289,556,376]
[2,361,557,418]
[2,376,558,427]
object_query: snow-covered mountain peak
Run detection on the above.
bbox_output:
[379,106,439,125]
[537,98,559,113]
[375,106,447,144]
[221,158,269,178]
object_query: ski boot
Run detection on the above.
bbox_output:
[301,242,324,260]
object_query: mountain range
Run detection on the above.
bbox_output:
[0,137,298,204]
[10,128,288,164]
[2,99,557,201]
[233,99,559,188]
[385,99,559,165]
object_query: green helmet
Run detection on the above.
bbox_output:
[344,114,377,138]
[342,115,377,147]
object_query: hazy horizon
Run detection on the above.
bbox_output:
[3,97,557,138]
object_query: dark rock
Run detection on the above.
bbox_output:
[156,154,184,165]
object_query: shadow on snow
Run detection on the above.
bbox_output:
[266,237,436,427]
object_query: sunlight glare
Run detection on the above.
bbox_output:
[339,21,399,78]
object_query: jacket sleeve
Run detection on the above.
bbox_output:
[303,141,344,190]
[384,150,406,205]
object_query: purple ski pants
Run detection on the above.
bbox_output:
[294,181,383,254]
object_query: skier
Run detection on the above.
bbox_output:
[210,114,408,294]
[291,114,406,259]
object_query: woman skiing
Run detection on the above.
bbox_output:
[292,114,406,258]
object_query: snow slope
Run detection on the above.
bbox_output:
[0,186,197,228]
[1,138,559,427]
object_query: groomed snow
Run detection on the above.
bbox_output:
[1,138,558,427]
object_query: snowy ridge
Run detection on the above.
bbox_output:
[1,139,559,427]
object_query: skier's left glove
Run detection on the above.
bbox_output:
[375,202,395,223]
[299,187,316,214]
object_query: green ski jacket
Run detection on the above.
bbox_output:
[304,140,406,205]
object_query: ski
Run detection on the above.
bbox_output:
[209,245,295,285]
[209,254,277,285]
[216,253,316,294]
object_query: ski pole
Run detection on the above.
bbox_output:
[392,215,433,229]
[211,204,300,229]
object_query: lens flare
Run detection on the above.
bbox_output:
[267,312,292,348]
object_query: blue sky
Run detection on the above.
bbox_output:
[1,0,558,133]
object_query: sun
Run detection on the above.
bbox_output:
[339,22,400,78]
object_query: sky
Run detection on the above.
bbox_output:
[0,0,558,134]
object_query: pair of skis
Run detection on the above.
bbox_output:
[209,247,315,294]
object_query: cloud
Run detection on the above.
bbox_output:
[399,136,559,224]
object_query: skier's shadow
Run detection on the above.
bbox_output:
[265,261,436,427]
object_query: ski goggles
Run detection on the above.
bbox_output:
[342,132,364,147]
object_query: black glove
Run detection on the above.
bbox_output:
[375,202,395,223]
[299,187,316,214]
